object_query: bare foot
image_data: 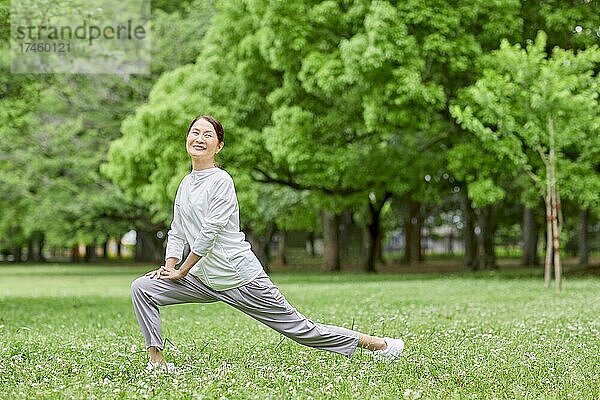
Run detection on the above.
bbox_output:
[148,346,165,364]
[358,334,387,351]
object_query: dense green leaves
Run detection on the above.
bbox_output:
[451,32,600,209]
[1,0,598,267]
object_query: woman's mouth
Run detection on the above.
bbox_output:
[192,144,206,151]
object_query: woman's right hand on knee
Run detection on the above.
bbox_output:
[146,265,170,279]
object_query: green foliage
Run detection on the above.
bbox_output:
[467,179,506,208]
[0,1,218,251]
[2,0,600,255]
[451,32,600,211]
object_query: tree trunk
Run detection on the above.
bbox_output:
[102,239,109,260]
[376,226,385,265]
[307,231,316,257]
[546,115,562,291]
[71,245,80,263]
[579,208,589,267]
[478,205,497,269]
[84,244,95,262]
[366,208,380,273]
[322,210,341,272]
[522,206,539,266]
[402,200,422,265]
[551,181,562,292]
[117,239,123,258]
[463,190,478,270]
[366,193,391,273]
[246,224,274,273]
[544,191,553,288]
[276,230,287,265]
[13,247,23,262]
[135,230,163,263]
[37,234,46,262]
[27,239,35,262]
[447,230,454,255]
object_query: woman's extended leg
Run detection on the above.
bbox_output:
[208,272,401,357]
[131,275,218,363]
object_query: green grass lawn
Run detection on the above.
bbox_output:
[0,265,598,399]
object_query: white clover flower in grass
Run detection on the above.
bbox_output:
[404,388,423,399]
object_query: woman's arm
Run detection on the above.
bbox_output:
[164,184,188,264]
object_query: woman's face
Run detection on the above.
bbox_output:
[186,118,223,161]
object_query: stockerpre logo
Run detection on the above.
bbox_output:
[10,0,151,74]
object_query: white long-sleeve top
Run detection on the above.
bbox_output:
[164,167,263,291]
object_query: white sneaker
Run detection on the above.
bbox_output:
[146,361,177,373]
[373,337,404,359]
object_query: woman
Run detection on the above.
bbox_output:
[131,115,404,371]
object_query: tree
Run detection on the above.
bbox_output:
[451,32,600,291]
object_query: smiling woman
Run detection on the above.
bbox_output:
[185,115,224,168]
[130,115,405,372]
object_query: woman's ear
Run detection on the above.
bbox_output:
[216,142,224,153]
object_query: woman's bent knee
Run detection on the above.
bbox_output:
[131,275,151,294]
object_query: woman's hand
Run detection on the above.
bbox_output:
[145,265,185,280]
[158,266,187,281]
[145,266,168,279]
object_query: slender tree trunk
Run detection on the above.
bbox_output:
[27,239,35,262]
[102,239,109,260]
[135,230,163,263]
[544,116,562,291]
[246,224,274,273]
[263,224,274,271]
[478,206,497,269]
[544,191,553,288]
[71,245,80,263]
[402,200,422,265]
[37,234,46,262]
[463,190,478,270]
[307,231,316,257]
[376,227,385,265]
[135,232,145,262]
[522,206,539,266]
[322,210,341,272]
[276,230,287,265]
[550,182,562,292]
[84,244,95,262]
[13,247,23,262]
[579,208,589,267]
[366,208,380,273]
[367,193,391,273]
[117,239,122,258]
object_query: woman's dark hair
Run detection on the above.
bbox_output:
[187,115,224,143]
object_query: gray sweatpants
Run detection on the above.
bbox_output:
[131,270,360,357]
